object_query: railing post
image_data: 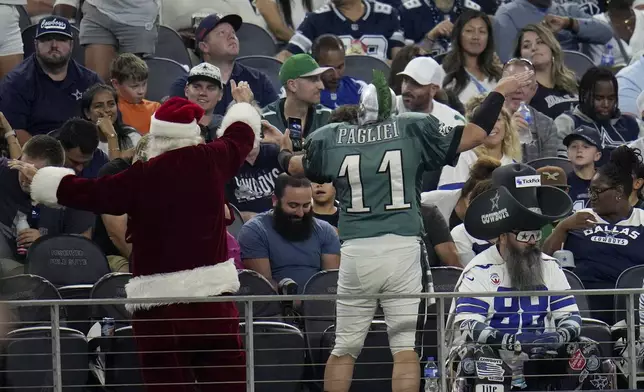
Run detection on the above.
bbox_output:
[627,293,637,390]
[437,296,447,392]
[50,304,62,392]
[245,299,255,392]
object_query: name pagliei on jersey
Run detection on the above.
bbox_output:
[336,120,453,145]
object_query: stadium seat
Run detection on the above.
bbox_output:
[580,317,613,359]
[433,52,447,64]
[26,234,110,286]
[344,55,390,83]
[155,25,193,68]
[58,284,94,334]
[563,269,592,318]
[236,23,277,58]
[236,55,282,92]
[103,326,144,392]
[142,56,188,102]
[228,203,245,240]
[236,269,283,321]
[17,5,31,32]
[563,50,595,79]
[240,321,306,392]
[90,272,132,328]
[321,320,393,392]
[0,274,64,330]
[5,326,89,390]
[526,157,573,175]
[21,24,85,65]
[614,264,644,324]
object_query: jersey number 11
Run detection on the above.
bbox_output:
[338,150,411,213]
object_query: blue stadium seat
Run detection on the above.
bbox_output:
[237,23,277,58]
[26,234,110,286]
[21,23,85,65]
[17,6,31,32]
[58,284,94,334]
[563,50,595,80]
[228,203,245,240]
[526,157,573,175]
[236,55,282,93]
[143,56,188,102]
[433,52,447,65]
[614,264,644,324]
[344,55,390,83]
[236,269,282,321]
[155,25,193,68]
[103,326,144,392]
[563,269,591,318]
[90,272,132,328]
[0,274,64,330]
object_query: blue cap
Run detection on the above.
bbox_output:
[35,16,73,40]
[195,13,242,43]
[563,126,602,149]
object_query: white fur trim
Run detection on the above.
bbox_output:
[216,102,261,147]
[124,259,240,312]
[30,167,75,209]
[149,116,200,139]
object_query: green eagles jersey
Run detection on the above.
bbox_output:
[262,98,332,147]
[303,112,463,241]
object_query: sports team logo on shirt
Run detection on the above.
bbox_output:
[490,273,500,286]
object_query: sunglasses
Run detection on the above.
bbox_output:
[511,230,542,243]
[503,57,535,71]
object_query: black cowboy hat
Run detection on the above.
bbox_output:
[464,163,573,240]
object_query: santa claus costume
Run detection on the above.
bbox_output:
[28,97,261,391]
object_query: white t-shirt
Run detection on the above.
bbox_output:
[450,223,490,267]
[395,97,467,128]
[588,11,644,67]
[437,150,514,190]
[421,188,461,223]
[86,0,159,27]
[444,75,497,107]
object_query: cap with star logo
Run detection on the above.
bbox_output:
[464,163,573,240]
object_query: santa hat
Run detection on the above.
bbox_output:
[149,97,204,139]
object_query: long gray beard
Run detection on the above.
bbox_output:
[504,242,544,291]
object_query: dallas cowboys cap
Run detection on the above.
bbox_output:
[187,63,222,88]
[35,16,74,40]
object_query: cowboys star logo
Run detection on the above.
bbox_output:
[490,191,500,211]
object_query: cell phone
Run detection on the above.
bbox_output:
[287,117,303,140]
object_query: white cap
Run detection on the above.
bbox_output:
[637,89,644,116]
[187,63,222,87]
[397,57,445,87]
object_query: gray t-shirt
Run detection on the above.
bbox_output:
[86,0,159,27]
[238,211,340,291]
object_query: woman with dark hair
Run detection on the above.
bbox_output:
[543,145,644,323]
[555,67,643,162]
[388,44,429,95]
[442,10,502,106]
[255,0,314,43]
[514,24,578,119]
[81,84,142,160]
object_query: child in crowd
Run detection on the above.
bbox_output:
[564,126,602,212]
[109,54,160,134]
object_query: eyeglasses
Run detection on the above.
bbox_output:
[503,57,535,71]
[588,186,615,197]
[511,230,542,243]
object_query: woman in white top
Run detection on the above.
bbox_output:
[442,10,502,107]
[438,93,521,189]
[588,0,644,67]
[0,0,26,80]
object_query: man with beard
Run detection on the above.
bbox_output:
[448,163,590,391]
[238,173,340,291]
[0,16,101,146]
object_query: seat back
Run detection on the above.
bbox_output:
[302,270,338,375]
[143,56,188,102]
[236,269,282,320]
[22,24,84,65]
[433,52,447,64]
[240,321,306,392]
[526,157,573,175]
[614,264,644,323]
[344,55,390,83]
[17,5,31,31]
[104,326,144,392]
[580,317,613,359]
[0,274,64,330]
[563,51,595,79]
[227,204,245,240]
[563,269,591,318]
[236,55,282,92]
[5,326,89,391]
[26,234,110,286]
[155,25,193,67]
[58,284,94,334]
[237,23,277,57]
[90,272,132,327]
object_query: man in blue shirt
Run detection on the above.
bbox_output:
[238,174,340,292]
[50,118,109,179]
[277,0,406,61]
[312,34,366,109]
[0,16,101,146]
[168,13,278,115]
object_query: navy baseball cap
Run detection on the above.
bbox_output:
[563,126,602,149]
[35,16,74,40]
[196,13,242,43]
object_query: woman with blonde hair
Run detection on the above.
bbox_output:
[513,23,578,119]
[437,93,521,190]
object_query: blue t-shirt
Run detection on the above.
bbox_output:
[0,55,102,136]
[287,0,405,60]
[238,211,341,291]
[320,76,366,109]
[567,171,591,213]
[564,208,644,289]
[225,143,283,213]
[80,149,110,179]
[169,61,278,116]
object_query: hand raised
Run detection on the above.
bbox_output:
[494,70,534,97]
[230,80,254,104]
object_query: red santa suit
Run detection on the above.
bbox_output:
[29,98,261,391]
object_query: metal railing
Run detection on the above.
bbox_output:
[1,288,644,391]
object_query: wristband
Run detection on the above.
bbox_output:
[278,149,294,173]
[471,91,505,135]
[4,131,16,140]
